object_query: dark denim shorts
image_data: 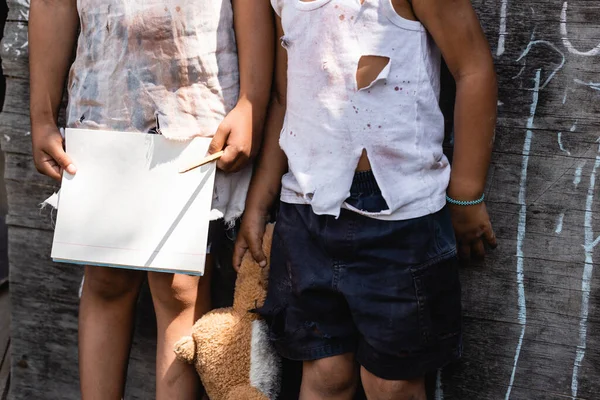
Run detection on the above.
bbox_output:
[258,171,462,380]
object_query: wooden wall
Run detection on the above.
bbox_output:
[2,0,600,399]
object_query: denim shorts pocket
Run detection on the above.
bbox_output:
[410,256,462,343]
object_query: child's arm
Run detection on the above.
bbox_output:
[412,0,498,260]
[233,16,288,270]
[29,0,79,181]
[208,0,274,173]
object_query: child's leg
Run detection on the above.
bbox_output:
[79,266,145,400]
[147,256,212,400]
[257,202,361,399]
[360,368,425,400]
[300,354,357,400]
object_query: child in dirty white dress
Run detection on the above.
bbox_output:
[29,0,273,398]
[235,0,498,399]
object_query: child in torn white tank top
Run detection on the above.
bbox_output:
[235,0,498,398]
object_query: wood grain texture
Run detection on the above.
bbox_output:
[3,0,600,399]
[0,286,9,400]
[1,22,27,79]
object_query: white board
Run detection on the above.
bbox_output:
[51,128,216,275]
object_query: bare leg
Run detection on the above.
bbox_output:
[361,367,426,400]
[300,353,357,400]
[79,266,145,400]
[147,256,212,400]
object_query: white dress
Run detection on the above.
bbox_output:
[66,0,251,223]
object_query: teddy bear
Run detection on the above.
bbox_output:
[174,224,281,400]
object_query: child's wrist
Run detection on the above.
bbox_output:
[447,178,485,200]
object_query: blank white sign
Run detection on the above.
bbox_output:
[51,128,215,275]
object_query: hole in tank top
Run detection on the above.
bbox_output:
[390,0,418,21]
[356,149,372,172]
[356,55,390,90]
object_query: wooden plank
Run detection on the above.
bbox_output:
[0,340,9,400]
[7,226,156,400]
[0,286,10,400]
[0,21,27,79]
[7,0,29,22]
[0,111,31,155]
[5,179,56,231]
[3,78,28,116]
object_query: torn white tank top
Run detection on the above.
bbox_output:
[66,0,250,223]
[272,0,450,220]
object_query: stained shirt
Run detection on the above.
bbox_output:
[67,0,250,223]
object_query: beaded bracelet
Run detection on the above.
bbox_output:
[446,193,485,206]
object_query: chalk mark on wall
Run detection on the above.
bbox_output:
[505,68,541,400]
[574,79,600,91]
[555,213,565,234]
[561,2,600,56]
[574,165,583,186]
[435,369,444,400]
[572,140,600,399]
[516,41,565,90]
[497,0,508,56]
[558,132,570,155]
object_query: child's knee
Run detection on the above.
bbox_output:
[361,370,425,400]
[83,266,143,301]
[304,355,356,396]
[148,272,208,312]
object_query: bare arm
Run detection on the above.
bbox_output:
[209,0,275,172]
[413,0,497,260]
[233,16,288,269]
[29,0,79,180]
[413,0,496,200]
[245,17,288,219]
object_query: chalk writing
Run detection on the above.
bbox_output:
[435,369,444,400]
[572,141,600,399]
[505,68,541,400]
[558,132,570,155]
[497,0,508,56]
[516,41,565,89]
[574,165,583,186]
[561,2,600,56]
[555,213,565,234]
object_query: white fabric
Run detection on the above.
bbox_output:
[67,0,250,223]
[274,0,449,220]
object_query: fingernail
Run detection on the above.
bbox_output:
[66,164,77,174]
[259,260,266,267]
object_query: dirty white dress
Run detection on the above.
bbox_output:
[66,0,250,223]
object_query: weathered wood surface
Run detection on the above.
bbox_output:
[0,285,10,400]
[2,0,600,399]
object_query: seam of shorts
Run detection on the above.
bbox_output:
[275,339,356,361]
[413,247,457,271]
[357,336,462,380]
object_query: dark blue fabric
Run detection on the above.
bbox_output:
[259,171,462,380]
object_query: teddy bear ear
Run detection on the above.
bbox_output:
[173,336,196,364]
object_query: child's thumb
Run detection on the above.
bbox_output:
[49,144,76,175]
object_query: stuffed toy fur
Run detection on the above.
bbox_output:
[174,224,281,400]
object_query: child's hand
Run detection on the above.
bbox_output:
[232,208,269,271]
[31,123,76,181]
[208,101,261,173]
[449,202,497,262]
